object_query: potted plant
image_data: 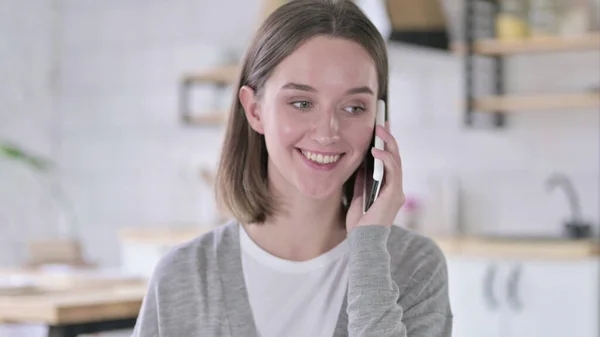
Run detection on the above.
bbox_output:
[1,139,85,267]
[0,141,49,171]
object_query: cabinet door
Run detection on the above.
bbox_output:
[447,257,503,337]
[504,259,599,337]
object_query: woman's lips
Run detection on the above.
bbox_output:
[296,148,344,171]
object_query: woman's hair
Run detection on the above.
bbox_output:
[215,0,389,224]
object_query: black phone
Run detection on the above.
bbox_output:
[362,99,387,213]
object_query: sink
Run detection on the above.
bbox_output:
[477,223,596,242]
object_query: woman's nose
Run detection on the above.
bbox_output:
[311,110,340,145]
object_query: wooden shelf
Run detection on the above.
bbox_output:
[474,33,600,55]
[473,92,600,112]
[119,226,213,245]
[179,66,237,127]
[182,65,240,85]
[452,33,600,56]
[183,111,229,126]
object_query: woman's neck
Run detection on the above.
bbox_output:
[243,168,347,262]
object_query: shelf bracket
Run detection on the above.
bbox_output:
[464,0,506,129]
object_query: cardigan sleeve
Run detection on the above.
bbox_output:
[346,225,453,337]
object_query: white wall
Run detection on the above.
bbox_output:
[53,0,263,267]
[0,0,60,266]
[1,0,598,267]
[387,45,599,238]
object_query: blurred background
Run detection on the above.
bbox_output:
[0,0,598,336]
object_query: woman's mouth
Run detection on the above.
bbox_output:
[297,148,345,170]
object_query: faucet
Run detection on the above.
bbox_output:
[545,172,582,222]
[545,172,591,238]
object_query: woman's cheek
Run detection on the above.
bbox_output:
[279,124,294,138]
[350,123,375,148]
[264,103,291,135]
[267,116,299,145]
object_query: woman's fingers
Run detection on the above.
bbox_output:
[371,147,401,193]
[375,125,401,165]
[375,125,403,184]
[372,125,405,207]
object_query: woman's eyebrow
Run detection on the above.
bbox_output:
[281,82,317,92]
[345,86,374,95]
[281,82,374,95]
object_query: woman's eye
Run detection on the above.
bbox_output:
[344,106,365,114]
[291,101,313,110]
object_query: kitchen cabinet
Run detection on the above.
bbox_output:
[448,257,504,337]
[448,256,599,337]
[504,259,599,337]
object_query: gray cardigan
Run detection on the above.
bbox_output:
[131,221,453,336]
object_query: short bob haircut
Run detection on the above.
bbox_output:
[215,0,389,224]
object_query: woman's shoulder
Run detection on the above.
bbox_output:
[133,221,242,331]
[149,220,240,284]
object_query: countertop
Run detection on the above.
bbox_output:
[0,269,146,324]
[119,226,214,245]
[432,235,600,259]
[118,226,600,259]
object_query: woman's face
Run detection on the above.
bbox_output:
[244,35,379,200]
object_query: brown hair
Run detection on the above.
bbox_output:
[215,0,389,224]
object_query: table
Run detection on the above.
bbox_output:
[0,268,147,337]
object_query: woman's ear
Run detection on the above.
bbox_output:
[239,85,264,134]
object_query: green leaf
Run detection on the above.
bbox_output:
[0,140,52,172]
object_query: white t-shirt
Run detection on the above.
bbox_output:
[239,226,349,337]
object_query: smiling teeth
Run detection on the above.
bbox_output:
[301,150,341,164]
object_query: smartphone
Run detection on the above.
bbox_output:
[362,99,387,214]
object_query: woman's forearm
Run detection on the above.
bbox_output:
[346,225,452,337]
[347,225,406,336]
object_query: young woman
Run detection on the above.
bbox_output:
[132,0,452,336]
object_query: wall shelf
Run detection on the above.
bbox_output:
[182,111,229,126]
[473,92,600,112]
[463,0,600,128]
[182,65,239,86]
[473,33,600,56]
[453,33,600,56]
[179,65,239,126]
[176,0,283,127]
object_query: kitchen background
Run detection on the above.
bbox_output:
[0,0,598,336]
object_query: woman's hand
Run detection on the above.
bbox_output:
[346,121,405,233]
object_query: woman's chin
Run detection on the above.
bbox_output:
[296,182,343,201]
